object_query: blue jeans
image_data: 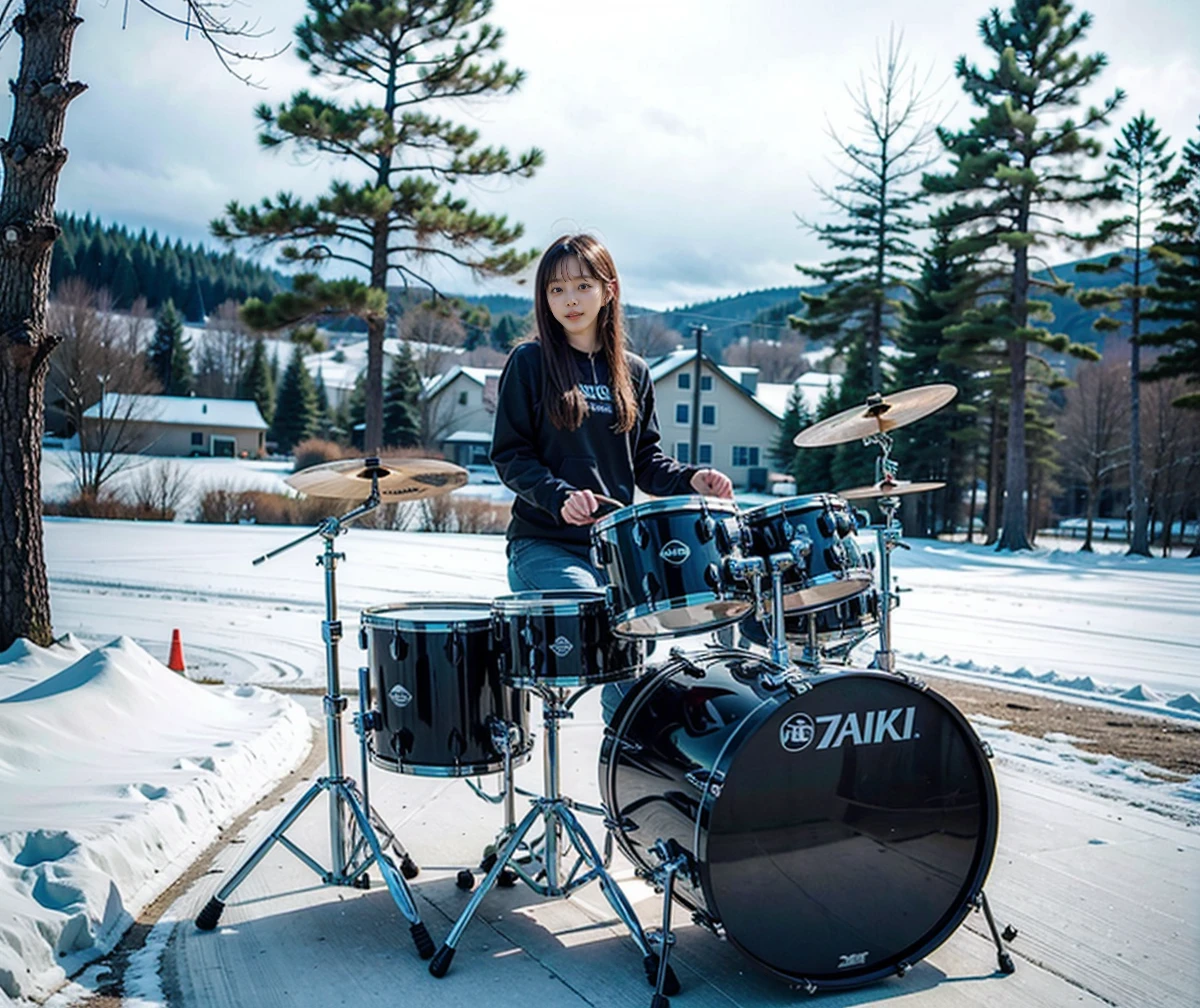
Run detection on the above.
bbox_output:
[506,537,604,592]
[505,537,632,723]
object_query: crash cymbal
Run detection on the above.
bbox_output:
[286,457,469,502]
[838,479,946,501]
[793,384,958,447]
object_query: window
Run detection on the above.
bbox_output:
[677,372,691,390]
[458,390,469,406]
[191,432,203,446]
[701,404,717,426]
[700,375,713,392]
[676,442,690,464]
[699,443,713,465]
[731,446,761,467]
[675,403,689,425]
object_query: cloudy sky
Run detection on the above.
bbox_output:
[5,0,1198,309]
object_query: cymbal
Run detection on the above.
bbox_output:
[838,479,946,501]
[793,384,958,447]
[286,457,469,502]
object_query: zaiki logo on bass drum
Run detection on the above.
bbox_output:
[780,706,918,752]
[659,540,691,564]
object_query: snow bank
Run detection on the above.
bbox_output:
[968,716,1200,826]
[0,635,310,1005]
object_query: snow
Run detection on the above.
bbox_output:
[80,395,267,430]
[0,634,309,1005]
[12,516,1199,1003]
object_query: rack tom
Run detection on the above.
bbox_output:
[360,602,531,777]
[742,494,872,611]
[492,590,642,689]
[591,496,751,637]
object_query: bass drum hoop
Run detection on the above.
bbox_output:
[601,659,1000,990]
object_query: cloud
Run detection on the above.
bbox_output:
[3,0,1195,311]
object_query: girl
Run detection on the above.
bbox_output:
[490,233,734,593]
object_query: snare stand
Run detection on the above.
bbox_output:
[194,461,434,959]
[429,684,668,992]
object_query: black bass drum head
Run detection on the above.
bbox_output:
[702,672,997,986]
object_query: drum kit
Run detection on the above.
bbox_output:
[194,385,1018,1006]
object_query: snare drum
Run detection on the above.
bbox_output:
[742,494,872,611]
[360,602,531,777]
[492,590,642,688]
[591,496,751,637]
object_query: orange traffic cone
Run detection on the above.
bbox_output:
[168,629,186,673]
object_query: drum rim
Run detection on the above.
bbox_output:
[503,667,639,689]
[779,569,875,612]
[612,591,753,638]
[361,600,492,629]
[492,589,608,616]
[592,494,739,534]
[601,661,1000,990]
[369,745,533,778]
[743,493,846,519]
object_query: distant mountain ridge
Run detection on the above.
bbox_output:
[443,254,1157,364]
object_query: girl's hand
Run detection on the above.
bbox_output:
[690,468,734,499]
[561,488,599,525]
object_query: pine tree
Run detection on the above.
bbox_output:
[791,30,936,393]
[383,344,422,448]
[212,0,544,452]
[146,299,194,395]
[490,313,523,351]
[892,228,985,536]
[1143,117,1200,408]
[791,382,839,495]
[924,0,1120,551]
[313,367,333,438]
[271,345,319,453]
[239,337,275,426]
[771,386,813,471]
[1073,113,1176,555]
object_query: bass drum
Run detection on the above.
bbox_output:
[599,652,998,989]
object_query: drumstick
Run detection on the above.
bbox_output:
[589,494,624,519]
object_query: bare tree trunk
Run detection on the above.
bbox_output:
[967,444,979,543]
[1081,481,1097,552]
[985,399,1003,545]
[0,0,86,651]
[997,195,1032,551]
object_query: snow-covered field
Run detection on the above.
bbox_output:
[9,515,1198,1004]
[0,635,308,1006]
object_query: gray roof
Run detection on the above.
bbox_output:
[82,394,268,431]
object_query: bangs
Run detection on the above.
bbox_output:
[543,243,609,288]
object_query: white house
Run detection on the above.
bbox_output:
[647,349,784,489]
[82,394,268,458]
[421,365,502,466]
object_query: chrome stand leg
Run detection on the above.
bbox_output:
[430,690,652,982]
[645,839,687,1007]
[194,478,429,957]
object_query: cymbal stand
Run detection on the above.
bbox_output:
[862,431,906,674]
[429,684,659,987]
[194,461,434,959]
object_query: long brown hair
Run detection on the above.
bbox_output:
[532,234,637,433]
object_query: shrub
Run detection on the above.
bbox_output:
[122,461,188,520]
[44,492,173,521]
[293,438,349,473]
[197,486,253,524]
[450,496,510,535]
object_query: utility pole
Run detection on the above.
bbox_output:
[690,324,706,466]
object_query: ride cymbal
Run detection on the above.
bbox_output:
[286,457,469,502]
[838,479,947,501]
[793,383,958,447]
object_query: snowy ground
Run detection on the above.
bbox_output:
[17,516,1200,1005]
[0,635,308,1006]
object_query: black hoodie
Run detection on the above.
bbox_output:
[490,341,700,545]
